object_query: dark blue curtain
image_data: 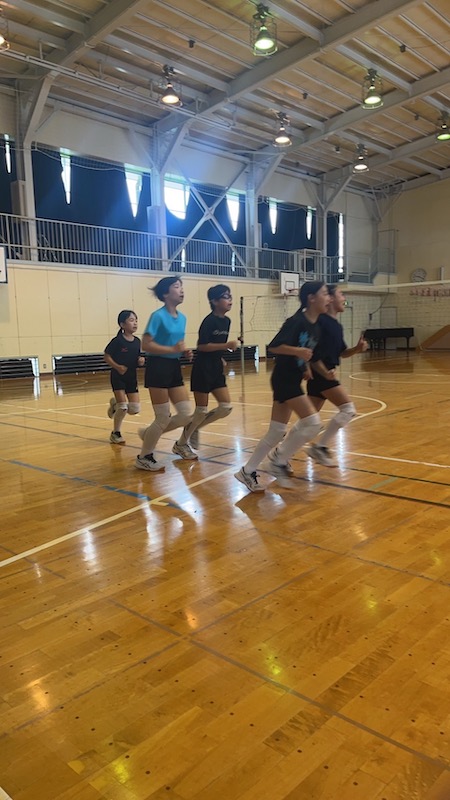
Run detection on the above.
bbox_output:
[69,158,134,229]
[32,149,71,221]
[0,139,17,214]
[259,200,314,250]
[327,212,339,257]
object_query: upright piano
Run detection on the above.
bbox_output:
[364,328,414,350]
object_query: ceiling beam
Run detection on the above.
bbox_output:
[156,0,422,135]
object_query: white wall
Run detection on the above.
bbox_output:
[379,178,450,344]
[0,261,390,372]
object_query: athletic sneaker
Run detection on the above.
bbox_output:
[135,454,165,472]
[307,443,335,467]
[268,447,294,476]
[172,441,198,460]
[110,431,125,444]
[107,397,116,419]
[267,449,293,481]
[234,467,264,493]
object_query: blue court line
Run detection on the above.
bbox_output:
[7,459,181,508]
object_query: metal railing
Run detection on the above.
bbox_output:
[0,212,345,283]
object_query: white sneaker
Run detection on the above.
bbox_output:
[307,443,336,467]
[268,447,294,476]
[267,449,293,481]
[110,431,125,444]
[107,397,116,419]
[172,441,198,460]
[135,454,165,472]
[234,467,264,493]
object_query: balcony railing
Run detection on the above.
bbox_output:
[0,212,344,283]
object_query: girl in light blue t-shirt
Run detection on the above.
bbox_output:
[136,276,196,472]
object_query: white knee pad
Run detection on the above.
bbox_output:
[216,402,232,419]
[264,420,288,448]
[293,413,321,439]
[127,402,140,415]
[154,402,171,432]
[174,400,192,427]
[334,402,356,428]
[117,402,128,411]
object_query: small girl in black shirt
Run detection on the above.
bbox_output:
[173,284,239,457]
[104,310,145,444]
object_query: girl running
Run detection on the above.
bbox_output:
[104,310,144,445]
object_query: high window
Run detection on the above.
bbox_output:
[125,168,143,218]
[164,178,190,220]
[60,149,71,204]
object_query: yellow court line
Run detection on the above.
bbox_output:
[0,467,235,569]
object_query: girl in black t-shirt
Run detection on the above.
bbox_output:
[104,310,145,444]
[235,281,330,493]
[306,285,368,466]
[173,284,239,457]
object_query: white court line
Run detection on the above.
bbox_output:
[0,466,235,569]
[0,788,13,799]
[346,450,450,469]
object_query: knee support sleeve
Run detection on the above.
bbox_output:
[164,400,192,432]
[153,402,171,432]
[293,413,321,440]
[334,402,356,428]
[127,402,140,415]
[117,402,128,411]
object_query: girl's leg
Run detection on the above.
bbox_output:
[243,401,291,475]
[165,385,193,432]
[271,395,321,466]
[179,387,232,446]
[177,390,209,446]
[308,386,355,465]
[138,388,170,461]
[110,389,128,443]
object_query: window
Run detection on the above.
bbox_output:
[269,198,277,234]
[60,149,71,204]
[306,206,314,240]
[4,134,11,174]
[226,192,240,231]
[338,213,345,273]
[125,168,143,218]
[164,178,190,220]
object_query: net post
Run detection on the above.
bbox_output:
[240,296,245,374]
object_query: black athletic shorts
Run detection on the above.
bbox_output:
[307,372,340,399]
[145,356,184,389]
[110,368,138,394]
[270,364,305,403]
[190,358,226,393]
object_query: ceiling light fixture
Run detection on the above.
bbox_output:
[0,10,10,51]
[273,112,291,147]
[362,68,383,109]
[160,65,182,106]
[436,111,450,141]
[353,143,369,173]
[251,4,277,57]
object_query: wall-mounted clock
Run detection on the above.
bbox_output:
[411,268,427,282]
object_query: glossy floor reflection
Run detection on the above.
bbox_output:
[1,352,450,799]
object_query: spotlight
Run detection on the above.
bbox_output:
[436,112,450,142]
[251,4,277,56]
[0,10,9,51]
[160,65,182,106]
[362,68,383,109]
[353,143,369,173]
[273,112,291,147]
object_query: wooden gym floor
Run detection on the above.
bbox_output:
[1,351,450,800]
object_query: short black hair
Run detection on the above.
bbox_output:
[151,275,182,301]
[207,284,230,310]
